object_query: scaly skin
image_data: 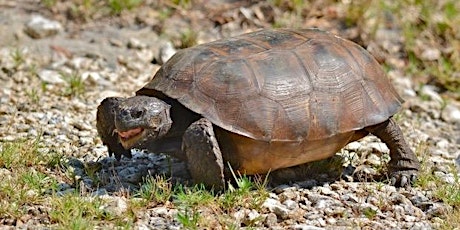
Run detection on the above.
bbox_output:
[365,118,420,187]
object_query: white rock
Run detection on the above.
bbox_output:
[25,15,63,39]
[293,224,325,230]
[81,71,102,83]
[128,38,147,49]
[435,139,449,150]
[283,199,299,210]
[404,215,417,222]
[233,209,245,223]
[368,142,390,154]
[441,103,460,124]
[263,198,289,219]
[159,41,176,64]
[152,206,169,216]
[346,141,362,151]
[421,48,441,61]
[263,197,280,208]
[25,190,37,198]
[100,196,128,216]
[247,209,260,221]
[272,204,290,219]
[419,85,443,104]
[38,69,65,84]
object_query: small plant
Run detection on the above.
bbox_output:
[0,137,43,169]
[61,71,85,97]
[179,29,198,49]
[170,0,191,9]
[174,184,215,208]
[362,207,378,219]
[108,0,142,15]
[176,207,201,230]
[83,161,103,185]
[48,194,110,229]
[173,185,214,229]
[41,0,57,8]
[219,167,269,212]
[26,88,40,105]
[137,175,173,204]
[0,137,61,220]
[10,48,25,69]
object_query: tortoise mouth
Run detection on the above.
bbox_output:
[116,127,145,149]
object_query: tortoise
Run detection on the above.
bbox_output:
[97,28,420,189]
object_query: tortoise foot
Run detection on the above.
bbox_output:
[182,118,225,190]
[388,157,420,187]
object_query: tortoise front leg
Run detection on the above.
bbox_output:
[97,97,132,160]
[365,118,421,187]
[182,118,226,190]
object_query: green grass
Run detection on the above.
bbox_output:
[136,175,173,204]
[0,138,60,220]
[170,172,269,229]
[179,29,198,49]
[61,71,85,97]
[272,0,460,96]
[11,48,25,69]
[413,142,460,229]
[108,0,142,15]
[42,0,144,21]
[347,0,460,96]
[49,194,108,229]
[0,138,135,228]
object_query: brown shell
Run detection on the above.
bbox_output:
[142,28,403,142]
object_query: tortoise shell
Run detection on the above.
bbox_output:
[142,28,402,142]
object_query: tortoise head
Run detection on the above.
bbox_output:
[114,96,172,149]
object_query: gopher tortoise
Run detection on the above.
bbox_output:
[97,28,420,189]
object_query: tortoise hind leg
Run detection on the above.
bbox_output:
[365,118,420,187]
[182,118,225,190]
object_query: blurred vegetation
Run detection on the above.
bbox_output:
[39,0,459,96]
[275,0,460,96]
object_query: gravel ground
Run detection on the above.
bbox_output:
[1,1,459,229]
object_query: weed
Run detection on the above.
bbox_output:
[26,88,40,105]
[41,0,57,8]
[109,0,142,15]
[362,207,378,219]
[48,194,110,228]
[179,29,198,49]
[0,137,43,169]
[174,184,215,208]
[176,207,201,230]
[10,48,25,69]
[137,175,173,204]
[437,207,460,230]
[170,0,191,9]
[83,161,103,185]
[0,138,61,220]
[61,71,85,97]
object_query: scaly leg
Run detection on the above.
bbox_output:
[365,118,420,187]
[182,118,225,190]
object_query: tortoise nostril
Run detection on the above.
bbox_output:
[131,109,144,119]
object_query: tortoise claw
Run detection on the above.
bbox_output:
[389,170,418,187]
